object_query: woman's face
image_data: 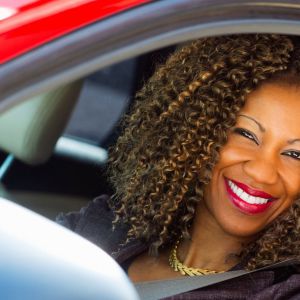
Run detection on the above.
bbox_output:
[203,82,300,238]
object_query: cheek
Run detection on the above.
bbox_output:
[285,181,300,205]
[208,143,245,186]
[217,142,250,167]
[278,164,300,204]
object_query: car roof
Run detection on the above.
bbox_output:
[0,0,151,64]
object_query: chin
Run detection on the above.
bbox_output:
[215,212,270,240]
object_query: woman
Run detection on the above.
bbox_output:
[57,34,300,298]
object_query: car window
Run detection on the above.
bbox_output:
[64,59,136,145]
[1,0,300,220]
[0,45,176,219]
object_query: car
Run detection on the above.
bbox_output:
[1,0,300,299]
[2,0,300,218]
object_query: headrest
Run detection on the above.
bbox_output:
[0,81,82,165]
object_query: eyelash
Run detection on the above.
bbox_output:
[233,127,300,161]
[233,127,259,145]
[283,150,300,160]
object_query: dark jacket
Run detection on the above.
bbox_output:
[56,195,300,300]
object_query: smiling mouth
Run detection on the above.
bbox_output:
[225,178,277,214]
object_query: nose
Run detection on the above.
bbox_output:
[242,155,279,185]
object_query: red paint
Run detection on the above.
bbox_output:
[230,178,277,199]
[0,0,44,10]
[225,178,275,215]
[0,0,151,64]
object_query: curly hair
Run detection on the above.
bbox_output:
[108,34,300,270]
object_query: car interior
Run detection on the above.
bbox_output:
[3,2,300,299]
[0,47,175,220]
[2,2,299,222]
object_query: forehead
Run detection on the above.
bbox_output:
[239,83,300,124]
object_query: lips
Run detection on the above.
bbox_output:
[229,178,277,200]
[225,178,277,215]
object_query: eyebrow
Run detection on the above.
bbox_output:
[238,114,265,132]
[288,138,300,145]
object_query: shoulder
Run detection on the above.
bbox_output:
[56,195,129,254]
[227,266,300,299]
[257,266,300,299]
[183,266,300,299]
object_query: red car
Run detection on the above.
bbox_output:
[1,0,300,299]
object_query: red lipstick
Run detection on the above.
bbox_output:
[229,179,277,200]
[224,178,276,215]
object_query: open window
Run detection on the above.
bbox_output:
[1,0,300,219]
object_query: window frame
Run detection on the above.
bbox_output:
[1,0,300,113]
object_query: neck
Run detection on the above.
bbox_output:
[178,202,252,271]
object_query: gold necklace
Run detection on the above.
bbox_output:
[169,240,225,276]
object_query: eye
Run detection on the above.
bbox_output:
[232,127,259,145]
[282,150,300,161]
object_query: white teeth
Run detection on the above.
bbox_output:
[248,195,256,204]
[236,188,243,197]
[228,180,269,205]
[240,191,247,200]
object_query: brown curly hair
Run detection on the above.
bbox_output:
[108,34,300,270]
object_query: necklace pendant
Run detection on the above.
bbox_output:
[169,239,225,277]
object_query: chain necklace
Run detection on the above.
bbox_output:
[169,239,225,276]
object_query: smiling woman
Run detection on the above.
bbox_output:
[205,83,300,247]
[57,34,300,298]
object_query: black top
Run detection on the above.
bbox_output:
[56,195,300,300]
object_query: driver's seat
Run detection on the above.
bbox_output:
[0,81,89,219]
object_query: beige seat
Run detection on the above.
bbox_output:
[0,81,89,219]
[0,81,82,165]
